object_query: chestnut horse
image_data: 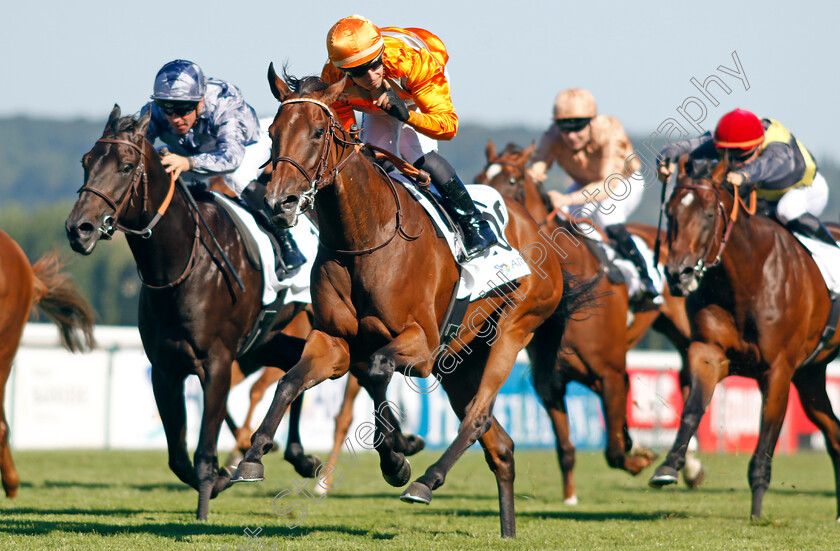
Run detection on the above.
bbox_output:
[0,230,95,498]
[230,68,594,538]
[648,158,840,520]
[65,105,320,520]
[474,141,695,503]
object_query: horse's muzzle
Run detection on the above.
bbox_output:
[265,194,300,229]
[665,264,701,297]
[65,216,101,255]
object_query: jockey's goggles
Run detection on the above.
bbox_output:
[554,117,592,133]
[342,55,384,78]
[155,100,199,117]
[720,147,756,163]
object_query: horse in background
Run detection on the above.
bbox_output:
[65,106,320,520]
[0,229,95,498]
[475,141,699,504]
[648,157,840,520]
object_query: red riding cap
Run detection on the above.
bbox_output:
[713,108,764,149]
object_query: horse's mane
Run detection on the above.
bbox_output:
[500,143,524,157]
[687,158,717,180]
[281,66,330,95]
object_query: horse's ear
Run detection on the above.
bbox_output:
[267,62,291,102]
[134,109,151,139]
[522,141,536,160]
[320,77,349,106]
[711,156,728,186]
[485,140,497,162]
[677,154,689,180]
[105,104,121,134]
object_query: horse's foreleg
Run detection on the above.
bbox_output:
[151,367,197,490]
[195,360,233,520]
[232,330,350,483]
[649,342,727,487]
[361,325,432,487]
[0,399,19,498]
[283,392,323,478]
[748,367,792,520]
[601,371,654,475]
[792,364,840,520]
[235,367,283,452]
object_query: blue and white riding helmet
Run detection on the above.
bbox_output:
[151,59,206,102]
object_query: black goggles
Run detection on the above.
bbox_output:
[554,117,592,133]
[720,147,756,162]
[155,100,199,117]
[341,56,384,78]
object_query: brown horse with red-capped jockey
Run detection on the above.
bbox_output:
[0,229,95,498]
[474,141,699,504]
[647,156,840,521]
[229,66,598,538]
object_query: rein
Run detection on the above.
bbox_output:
[673,181,756,274]
[273,97,422,255]
[78,137,201,289]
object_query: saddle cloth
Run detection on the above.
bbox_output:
[211,192,319,305]
[586,231,666,304]
[791,233,840,296]
[393,175,531,301]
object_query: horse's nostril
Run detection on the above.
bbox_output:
[77,222,95,236]
[281,196,298,207]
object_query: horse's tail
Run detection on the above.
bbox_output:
[553,269,606,337]
[30,251,96,352]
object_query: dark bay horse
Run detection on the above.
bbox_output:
[474,141,695,503]
[65,106,320,520]
[0,229,95,498]
[230,67,592,538]
[648,158,840,520]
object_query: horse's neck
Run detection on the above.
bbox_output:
[315,159,402,252]
[522,178,550,221]
[718,213,777,293]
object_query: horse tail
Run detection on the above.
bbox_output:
[30,251,96,352]
[553,269,606,336]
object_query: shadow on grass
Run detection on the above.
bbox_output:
[408,508,692,521]
[0,518,372,539]
[626,485,835,498]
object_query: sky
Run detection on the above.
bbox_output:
[4,0,838,160]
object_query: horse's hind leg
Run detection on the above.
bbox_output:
[792,365,840,520]
[151,367,197,490]
[0,375,19,498]
[438,369,516,537]
[747,366,792,520]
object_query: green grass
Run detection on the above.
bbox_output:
[0,448,837,550]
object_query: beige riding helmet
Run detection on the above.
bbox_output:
[553,89,597,119]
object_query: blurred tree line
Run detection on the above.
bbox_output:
[1,117,838,347]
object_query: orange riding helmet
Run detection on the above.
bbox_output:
[327,15,385,69]
[713,108,765,149]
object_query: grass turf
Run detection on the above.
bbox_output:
[0,448,836,550]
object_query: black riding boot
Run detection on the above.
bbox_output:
[785,213,839,248]
[606,224,658,303]
[582,237,625,285]
[241,181,307,271]
[437,175,499,260]
[414,152,497,260]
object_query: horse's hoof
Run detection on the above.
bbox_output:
[290,454,323,479]
[563,495,579,506]
[630,448,659,462]
[230,461,265,483]
[211,468,233,499]
[400,481,432,504]
[383,457,411,487]
[648,465,679,488]
[404,434,426,456]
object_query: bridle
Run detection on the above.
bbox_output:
[77,136,200,289]
[271,97,421,255]
[670,180,756,277]
[483,160,528,204]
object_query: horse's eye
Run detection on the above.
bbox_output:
[705,211,714,220]
[119,163,133,173]
[509,178,517,186]
[313,128,324,139]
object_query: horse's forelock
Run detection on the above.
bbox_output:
[282,69,329,96]
[500,143,523,157]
